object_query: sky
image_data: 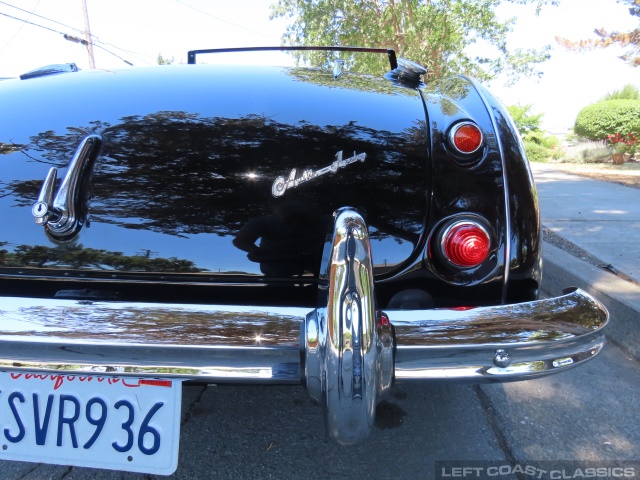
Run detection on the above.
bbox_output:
[1,0,639,131]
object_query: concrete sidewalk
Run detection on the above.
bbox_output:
[532,163,640,284]
[530,162,640,359]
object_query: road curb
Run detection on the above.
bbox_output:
[542,241,640,361]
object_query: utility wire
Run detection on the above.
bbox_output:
[0,10,65,36]
[87,36,153,64]
[0,0,83,35]
[92,42,133,66]
[173,0,280,41]
[0,10,136,66]
[0,0,39,53]
[0,0,151,65]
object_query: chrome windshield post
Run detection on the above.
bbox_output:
[304,208,395,446]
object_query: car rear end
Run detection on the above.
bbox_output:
[0,48,607,471]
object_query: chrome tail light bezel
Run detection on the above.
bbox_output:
[439,219,492,268]
[430,215,496,275]
[447,121,485,163]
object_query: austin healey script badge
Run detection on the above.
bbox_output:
[271,150,367,198]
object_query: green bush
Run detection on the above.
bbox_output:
[542,135,559,149]
[524,131,559,149]
[574,100,640,140]
[523,141,549,163]
[524,130,545,145]
[550,145,564,160]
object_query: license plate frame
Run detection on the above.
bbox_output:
[0,371,181,475]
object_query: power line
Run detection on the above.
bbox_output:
[86,36,153,65]
[0,1,151,66]
[173,0,280,41]
[93,42,133,66]
[0,0,83,35]
[0,10,136,66]
[0,10,65,36]
[0,0,39,53]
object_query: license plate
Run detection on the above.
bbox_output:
[0,371,181,475]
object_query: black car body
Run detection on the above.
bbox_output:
[0,47,607,474]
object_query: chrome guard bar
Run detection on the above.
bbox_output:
[304,208,394,445]
[0,209,608,445]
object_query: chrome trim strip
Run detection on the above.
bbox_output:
[0,289,606,384]
[464,77,512,303]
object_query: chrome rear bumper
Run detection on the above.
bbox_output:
[0,210,609,445]
[0,288,607,383]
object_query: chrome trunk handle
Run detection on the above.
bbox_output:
[32,135,102,240]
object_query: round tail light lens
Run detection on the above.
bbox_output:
[449,122,483,155]
[441,221,491,268]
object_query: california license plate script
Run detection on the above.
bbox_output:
[0,372,181,475]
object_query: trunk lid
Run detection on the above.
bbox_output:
[0,64,428,284]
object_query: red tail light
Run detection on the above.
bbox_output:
[449,122,483,155]
[441,221,491,268]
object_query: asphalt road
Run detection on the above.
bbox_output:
[0,277,638,480]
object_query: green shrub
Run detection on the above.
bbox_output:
[542,135,559,149]
[574,100,640,140]
[550,145,564,160]
[523,141,549,163]
[524,130,545,145]
[523,131,559,149]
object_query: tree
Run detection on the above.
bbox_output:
[269,0,557,82]
[601,83,640,100]
[507,104,543,135]
[507,104,558,162]
[556,0,640,67]
[157,53,175,65]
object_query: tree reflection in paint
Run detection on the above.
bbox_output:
[0,241,201,272]
[1,63,430,276]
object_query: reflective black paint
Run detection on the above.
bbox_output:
[0,65,427,280]
[0,62,540,307]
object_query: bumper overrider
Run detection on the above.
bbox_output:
[0,209,608,445]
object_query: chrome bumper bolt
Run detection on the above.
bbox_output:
[493,349,512,368]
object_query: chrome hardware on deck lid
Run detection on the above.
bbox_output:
[32,135,102,241]
[271,151,367,198]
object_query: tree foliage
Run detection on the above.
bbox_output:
[522,141,549,162]
[507,104,559,161]
[507,104,543,134]
[269,0,556,82]
[556,0,640,67]
[601,83,640,100]
[157,53,175,65]
[574,99,640,140]
[1,242,201,272]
